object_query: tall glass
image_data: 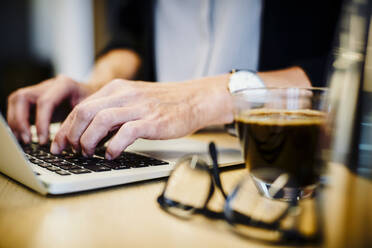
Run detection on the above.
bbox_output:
[232,87,328,201]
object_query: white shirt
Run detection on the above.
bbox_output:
[154,0,262,82]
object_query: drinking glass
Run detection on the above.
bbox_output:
[232,87,329,200]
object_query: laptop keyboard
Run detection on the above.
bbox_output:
[22,142,169,176]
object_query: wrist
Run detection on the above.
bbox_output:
[197,74,234,127]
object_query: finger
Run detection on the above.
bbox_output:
[50,111,75,154]
[7,91,33,143]
[6,107,20,141]
[35,81,74,144]
[6,101,18,137]
[78,79,139,106]
[75,80,121,105]
[66,98,120,151]
[7,83,49,143]
[12,97,32,143]
[80,107,142,156]
[105,120,156,160]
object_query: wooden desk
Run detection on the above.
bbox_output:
[0,132,371,248]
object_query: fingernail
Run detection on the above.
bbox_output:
[71,147,77,154]
[22,133,30,144]
[105,152,112,160]
[50,142,60,154]
[39,135,47,144]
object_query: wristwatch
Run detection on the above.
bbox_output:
[225,69,265,136]
[228,69,265,93]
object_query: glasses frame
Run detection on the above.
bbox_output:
[157,142,320,244]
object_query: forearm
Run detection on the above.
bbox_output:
[258,66,312,88]
[86,49,141,92]
[50,65,312,156]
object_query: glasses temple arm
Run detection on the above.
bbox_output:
[209,142,228,199]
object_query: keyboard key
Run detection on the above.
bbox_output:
[52,161,71,167]
[55,170,71,176]
[103,161,122,168]
[70,168,92,174]
[42,157,61,163]
[37,162,50,168]
[28,158,39,164]
[53,161,74,167]
[60,154,78,159]
[65,158,81,163]
[46,166,60,172]
[132,162,149,168]
[82,163,111,172]
[60,165,80,170]
[37,144,51,152]
[151,161,169,166]
[112,165,131,170]
[94,147,106,156]
[23,142,169,177]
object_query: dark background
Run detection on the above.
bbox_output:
[0,0,108,116]
[0,0,52,115]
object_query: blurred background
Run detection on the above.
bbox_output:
[0,0,109,114]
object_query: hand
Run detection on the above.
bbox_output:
[51,76,233,160]
[7,75,93,144]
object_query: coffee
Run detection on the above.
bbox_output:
[235,109,326,187]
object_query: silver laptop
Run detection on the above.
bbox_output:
[0,113,242,195]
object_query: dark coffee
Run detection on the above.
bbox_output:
[236,109,326,187]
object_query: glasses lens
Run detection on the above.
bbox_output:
[224,175,290,242]
[161,155,213,217]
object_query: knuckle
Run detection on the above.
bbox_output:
[56,74,69,82]
[141,101,152,113]
[36,95,50,106]
[125,124,139,140]
[148,120,162,136]
[111,79,123,85]
[65,129,78,146]
[108,79,125,89]
[153,120,164,131]
[53,132,64,146]
[66,133,79,146]
[107,142,123,157]
[80,135,92,152]
[7,95,15,105]
[95,109,113,126]
[125,86,143,99]
[9,89,28,102]
[56,74,75,87]
[75,104,93,121]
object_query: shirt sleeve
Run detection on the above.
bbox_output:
[259,0,343,87]
[293,55,333,88]
[96,0,155,81]
[97,0,151,58]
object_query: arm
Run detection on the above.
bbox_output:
[51,66,311,159]
[7,48,141,144]
[258,66,311,88]
[87,49,141,92]
[8,0,148,144]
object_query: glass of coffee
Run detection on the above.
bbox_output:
[232,87,328,201]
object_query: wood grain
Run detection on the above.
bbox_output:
[0,132,370,248]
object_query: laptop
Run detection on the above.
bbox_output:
[0,113,243,195]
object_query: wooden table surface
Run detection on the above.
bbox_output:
[0,131,371,248]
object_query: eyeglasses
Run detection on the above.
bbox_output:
[157,142,320,244]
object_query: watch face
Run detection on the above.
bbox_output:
[229,70,265,93]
